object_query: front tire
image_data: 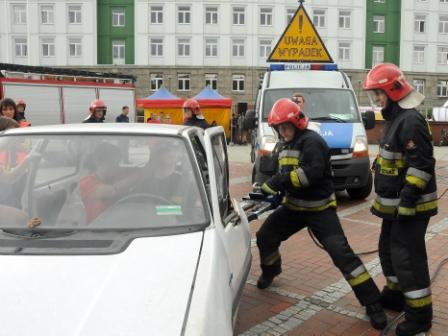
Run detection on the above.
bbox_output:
[346,171,373,200]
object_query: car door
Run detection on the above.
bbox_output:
[203,127,251,301]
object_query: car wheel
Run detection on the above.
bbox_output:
[347,172,373,200]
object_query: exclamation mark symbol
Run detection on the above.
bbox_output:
[299,14,303,33]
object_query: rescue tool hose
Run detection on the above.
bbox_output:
[380,257,448,336]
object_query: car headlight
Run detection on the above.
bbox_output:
[352,136,368,158]
[258,136,276,156]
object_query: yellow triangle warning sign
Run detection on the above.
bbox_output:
[267,4,333,63]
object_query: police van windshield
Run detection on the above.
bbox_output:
[262,88,360,123]
[0,134,208,233]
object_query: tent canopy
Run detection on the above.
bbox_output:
[137,87,184,108]
[193,86,232,107]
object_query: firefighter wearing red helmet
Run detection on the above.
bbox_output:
[363,63,437,336]
[256,98,387,329]
[182,98,210,129]
[84,99,106,123]
[15,99,26,122]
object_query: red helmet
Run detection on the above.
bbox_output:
[362,63,413,102]
[268,98,309,130]
[89,99,107,114]
[16,99,26,107]
[183,98,200,115]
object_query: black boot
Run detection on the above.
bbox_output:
[380,287,405,312]
[395,320,431,336]
[256,266,282,290]
[366,302,388,330]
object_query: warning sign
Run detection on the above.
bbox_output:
[267,4,333,63]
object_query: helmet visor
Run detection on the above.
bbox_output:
[366,89,386,109]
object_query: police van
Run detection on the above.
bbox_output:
[244,63,376,200]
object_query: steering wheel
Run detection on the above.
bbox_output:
[113,193,171,207]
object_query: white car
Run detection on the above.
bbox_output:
[0,123,252,336]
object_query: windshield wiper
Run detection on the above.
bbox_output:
[0,227,76,239]
[311,116,347,123]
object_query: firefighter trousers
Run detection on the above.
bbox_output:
[256,206,381,306]
[379,218,432,323]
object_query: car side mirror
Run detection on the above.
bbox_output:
[362,111,375,130]
[243,110,257,130]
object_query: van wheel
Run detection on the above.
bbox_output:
[347,172,373,200]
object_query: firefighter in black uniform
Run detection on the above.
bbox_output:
[83,99,106,123]
[183,99,210,129]
[256,98,387,330]
[363,63,437,336]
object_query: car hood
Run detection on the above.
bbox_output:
[0,232,203,336]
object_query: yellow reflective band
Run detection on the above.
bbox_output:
[387,279,401,290]
[398,206,416,216]
[372,200,397,214]
[284,200,337,212]
[377,157,406,169]
[406,296,432,308]
[290,170,301,188]
[279,157,300,166]
[263,251,281,266]
[348,271,371,287]
[262,183,277,196]
[416,200,438,212]
[380,167,399,176]
[406,175,427,189]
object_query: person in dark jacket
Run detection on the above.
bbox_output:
[363,63,437,336]
[83,99,106,123]
[256,98,387,330]
[183,98,210,129]
[115,106,130,123]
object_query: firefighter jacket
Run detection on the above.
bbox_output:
[184,116,210,130]
[262,129,336,212]
[372,102,437,220]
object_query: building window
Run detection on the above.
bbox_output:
[440,15,448,33]
[13,5,27,24]
[232,39,245,57]
[41,38,55,57]
[413,45,425,64]
[178,6,191,24]
[40,5,54,24]
[259,39,272,58]
[112,40,125,64]
[437,46,448,64]
[260,8,272,26]
[233,7,245,25]
[415,15,426,33]
[177,38,191,57]
[339,10,351,29]
[112,8,125,27]
[372,46,384,66]
[14,38,27,57]
[205,6,218,24]
[178,74,190,91]
[150,6,163,24]
[437,80,448,97]
[150,73,163,91]
[150,38,163,56]
[287,8,296,23]
[205,73,218,90]
[442,0,448,3]
[338,41,351,61]
[373,15,385,33]
[68,5,82,24]
[313,9,326,28]
[232,74,245,92]
[413,79,425,95]
[205,38,218,57]
[68,38,82,57]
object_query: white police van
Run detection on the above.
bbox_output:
[245,63,375,200]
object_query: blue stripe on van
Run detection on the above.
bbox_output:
[319,123,353,148]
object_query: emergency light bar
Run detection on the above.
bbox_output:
[268,63,338,71]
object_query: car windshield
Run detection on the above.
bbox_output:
[262,88,360,123]
[0,134,208,233]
